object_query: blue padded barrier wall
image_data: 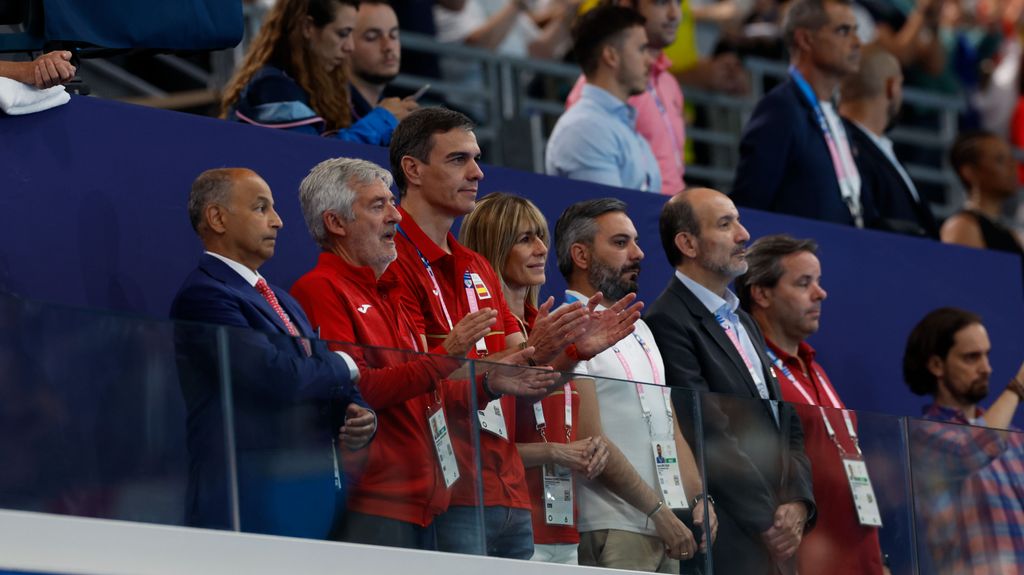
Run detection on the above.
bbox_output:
[1,95,1022,425]
[42,0,242,50]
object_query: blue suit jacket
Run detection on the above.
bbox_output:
[170,254,367,538]
[731,79,876,227]
[844,119,939,238]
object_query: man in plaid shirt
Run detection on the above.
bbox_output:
[903,307,1024,574]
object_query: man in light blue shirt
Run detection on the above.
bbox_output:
[545,5,662,194]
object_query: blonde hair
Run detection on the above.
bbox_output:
[220,0,353,132]
[460,193,550,309]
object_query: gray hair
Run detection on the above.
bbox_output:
[554,198,628,281]
[735,234,819,311]
[782,0,850,51]
[188,168,239,234]
[299,157,394,248]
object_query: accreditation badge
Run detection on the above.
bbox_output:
[428,405,459,488]
[477,399,509,440]
[542,464,574,525]
[842,455,882,526]
[650,439,688,509]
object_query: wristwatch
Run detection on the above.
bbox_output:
[691,493,715,508]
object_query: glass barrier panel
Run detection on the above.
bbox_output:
[211,333,484,549]
[575,375,709,574]
[791,401,916,575]
[692,388,915,574]
[907,415,1024,575]
[0,293,228,527]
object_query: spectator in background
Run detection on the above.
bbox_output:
[554,198,716,572]
[350,0,407,121]
[841,46,939,238]
[942,130,1024,256]
[645,188,816,575]
[903,307,1024,574]
[390,0,468,80]
[863,0,944,75]
[220,0,417,145]
[170,167,374,538]
[290,158,549,550]
[731,0,866,227]
[736,234,886,575]
[663,0,750,94]
[434,0,578,120]
[546,6,662,193]
[578,0,750,94]
[566,0,688,195]
[0,51,76,89]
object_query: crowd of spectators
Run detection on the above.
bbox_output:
[9,0,1024,570]
[168,102,1024,575]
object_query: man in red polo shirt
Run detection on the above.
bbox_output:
[385,107,592,558]
[291,156,552,550]
[735,234,886,575]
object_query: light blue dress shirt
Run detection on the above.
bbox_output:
[545,84,662,194]
[674,270,778,423]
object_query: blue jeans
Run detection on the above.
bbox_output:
[434,505,534,559]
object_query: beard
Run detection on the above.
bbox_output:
[698,252,748,280]
[355,69,399,87]
[962,378,989,405]
[588,257,640,302]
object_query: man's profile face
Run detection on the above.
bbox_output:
[343,178,401,271]
[807,2,861,77]
[584,211,644,302]
[761,251,827,342]
[410,128,484,217]
[932,323,992,406]
[218,172,283,270]
[635,0,682,50]
[614,25,654,97]
[353,3,401,85]
[693,192,750,280]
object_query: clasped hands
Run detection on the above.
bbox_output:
[761,501,809,561]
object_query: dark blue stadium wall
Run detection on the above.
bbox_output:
[2,96,1022,424]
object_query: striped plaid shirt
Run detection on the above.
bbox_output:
[912,404,1024,574]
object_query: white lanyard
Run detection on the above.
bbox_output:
[611,333,673,436]
[789,67,863,228]
[766,348,860,456]
[533,384,572,443]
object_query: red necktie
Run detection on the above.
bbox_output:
[255,278,311,356]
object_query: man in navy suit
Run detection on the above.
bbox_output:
[731,0,866,228]
[840,46,938,238]
[171,167,375,538]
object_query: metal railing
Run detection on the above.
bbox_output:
[214,15,968,211]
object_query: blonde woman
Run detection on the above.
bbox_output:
[461,193,640,564]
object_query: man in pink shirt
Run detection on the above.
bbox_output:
[566,0,686,195]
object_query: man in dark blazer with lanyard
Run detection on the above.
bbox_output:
[730,0,867,228]
[645,188,816,575]
[840,46,938,238]
[171,167,375,538]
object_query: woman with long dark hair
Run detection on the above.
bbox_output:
[221,0,415,144]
